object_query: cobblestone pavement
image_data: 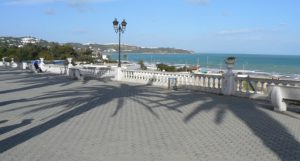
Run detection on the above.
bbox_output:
[1,68,300,161]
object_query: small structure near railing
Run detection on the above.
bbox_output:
[268,85,300,111]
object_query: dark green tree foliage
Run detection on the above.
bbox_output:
[156,63,176,72]
[0,43,95,62]
[138,60,147,70]
[51,44,76,59]
[76,48,94,63]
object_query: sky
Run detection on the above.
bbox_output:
[0,0,300,55]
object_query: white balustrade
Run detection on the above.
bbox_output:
[43,64,68,75]
[234,76,300,98]
[121,70,223,93]
[8,60,298,102]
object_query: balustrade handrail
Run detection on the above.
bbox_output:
[236,75,300,85]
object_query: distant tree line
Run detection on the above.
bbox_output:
[0,43,96,63]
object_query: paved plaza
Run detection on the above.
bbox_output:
[0,68,300,161]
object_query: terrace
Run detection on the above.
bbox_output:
[0,60,300,161]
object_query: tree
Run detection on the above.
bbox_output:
[156,63,176,72]
[38,50,53,61]
[51,44,76,59]
[138,60,147,70]
[75,48,94,63]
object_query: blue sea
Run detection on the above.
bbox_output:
[109,53,300,76]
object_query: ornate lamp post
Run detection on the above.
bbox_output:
[113,18,127,67]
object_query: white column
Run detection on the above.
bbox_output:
[0,57,5,66]
[39,58,45,71]
[67,58,73,68]
[11,58,18,68]
[115,67,123,81]
[221,58,236,95]
[66,58,73,76]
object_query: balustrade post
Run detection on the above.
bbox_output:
[212,78,216,89]
[221,57,236,95]
[246,79,250,94]
[239,80,243,92]
[254,81,258,94]
[11,58,18,68]
[0,57,5,66]
[115,67,123,81]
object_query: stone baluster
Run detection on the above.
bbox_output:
[212,77,216,89]
[238,79,243,93]
[195,76,199,87]
[217,77,221,89]
[1,57,5,66]
[253,81,258,94]
[260,81,265,93]
[246,80,250,94]
[206,77,209,88]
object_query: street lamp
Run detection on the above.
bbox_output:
[113,18,127,67]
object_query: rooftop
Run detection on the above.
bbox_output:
[0,68,300,161]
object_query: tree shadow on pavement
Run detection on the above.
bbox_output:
[0,69,299,160]
[0,119,33,135]
[0,83,162,153]
[184,94,300,161]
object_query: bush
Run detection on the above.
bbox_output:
[156,64,176,72]
[138,60,147,70]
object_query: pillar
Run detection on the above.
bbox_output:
[221,57,236,95]
[39,58,45,71]
[115,67,123,81]
[0,57,4,66]
[11,58,18,68]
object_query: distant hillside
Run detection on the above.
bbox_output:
[0,36,193,54]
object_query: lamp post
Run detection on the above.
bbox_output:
[113,18,127,67]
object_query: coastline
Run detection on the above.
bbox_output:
[108,53,300,78]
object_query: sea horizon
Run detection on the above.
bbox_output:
[109,53,300,77]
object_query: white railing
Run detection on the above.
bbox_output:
[122,70,223,93]
[66,65,116,81]
[75,66,115,80]
[7,61,299,102]
[43,64,68,75]
[235,75,300,97]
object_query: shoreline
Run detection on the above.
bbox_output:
[121,61,300,80]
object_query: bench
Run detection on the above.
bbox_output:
[268,85,300,111]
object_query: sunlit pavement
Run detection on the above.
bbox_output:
[1,68,300,161]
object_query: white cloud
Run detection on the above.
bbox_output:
[185,0,210,5]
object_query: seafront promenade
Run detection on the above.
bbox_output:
[0,68,300,161]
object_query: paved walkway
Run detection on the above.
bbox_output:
[0,68,300,161]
